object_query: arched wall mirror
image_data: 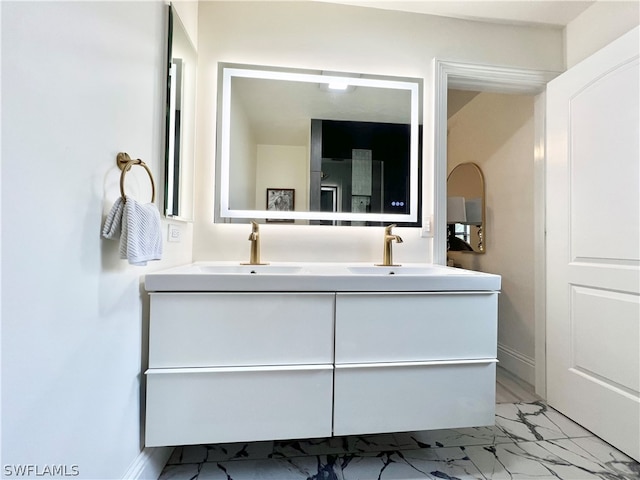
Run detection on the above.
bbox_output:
[447,162,485,253]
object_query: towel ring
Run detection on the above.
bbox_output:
[117,152,155,202]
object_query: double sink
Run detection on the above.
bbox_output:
[145,262,501,292]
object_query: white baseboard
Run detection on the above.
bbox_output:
[123,447,174,480]
[497,343,535,386]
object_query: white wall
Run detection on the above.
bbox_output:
[256,145,308,212]
[447,93,536,384]
[565,1,640,68]
[1,2,192,477]
[229,91,257,211]
[172,0,199,50]
[193,1,564,264]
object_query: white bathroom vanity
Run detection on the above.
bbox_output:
[144,263,500,447]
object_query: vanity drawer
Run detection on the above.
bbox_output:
[335,292,497,364]
[149,293,334,368]
[145,365,333,447]
[333,360,496,436]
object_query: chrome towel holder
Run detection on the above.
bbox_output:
[117,152,155,202]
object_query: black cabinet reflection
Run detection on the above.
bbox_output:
[310,119,417,226]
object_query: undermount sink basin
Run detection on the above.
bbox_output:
[198,265,303,275]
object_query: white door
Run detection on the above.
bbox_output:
[546,26,639,462]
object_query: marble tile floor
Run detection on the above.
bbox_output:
[158,400,639,480]
[159,371,639,480]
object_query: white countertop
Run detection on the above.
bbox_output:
[145,262,501,292]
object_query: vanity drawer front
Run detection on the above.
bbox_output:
[145,365,333,447]
[333,361,496,436]
[149,293,334,368]
[335,292,497,364]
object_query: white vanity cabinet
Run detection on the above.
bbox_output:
[145,293,335,447]
[144,264,501,447]
[333,292,498,436]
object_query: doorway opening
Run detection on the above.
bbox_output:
[433,60,558,398]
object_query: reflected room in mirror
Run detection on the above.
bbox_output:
[215,64,422,226]
[164,5,196,221]
[447,162,485,253]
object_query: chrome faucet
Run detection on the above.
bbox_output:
[242,221,268,265]
[377,224,403,267]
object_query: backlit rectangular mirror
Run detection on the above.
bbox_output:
[215,64,421,225]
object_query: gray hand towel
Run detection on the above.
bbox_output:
[120,198,163,266]
[102,197,163,266]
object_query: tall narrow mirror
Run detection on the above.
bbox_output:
[164,5,196,221]
[447,162,485,253]
[216,64,421,225]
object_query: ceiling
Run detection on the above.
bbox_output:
[318,1,596,28]
[233,73,414,145]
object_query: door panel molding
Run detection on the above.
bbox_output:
[569,367,640,400]
[571,286,640,391]
[568,262,640,292]
[568,57,640,262]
